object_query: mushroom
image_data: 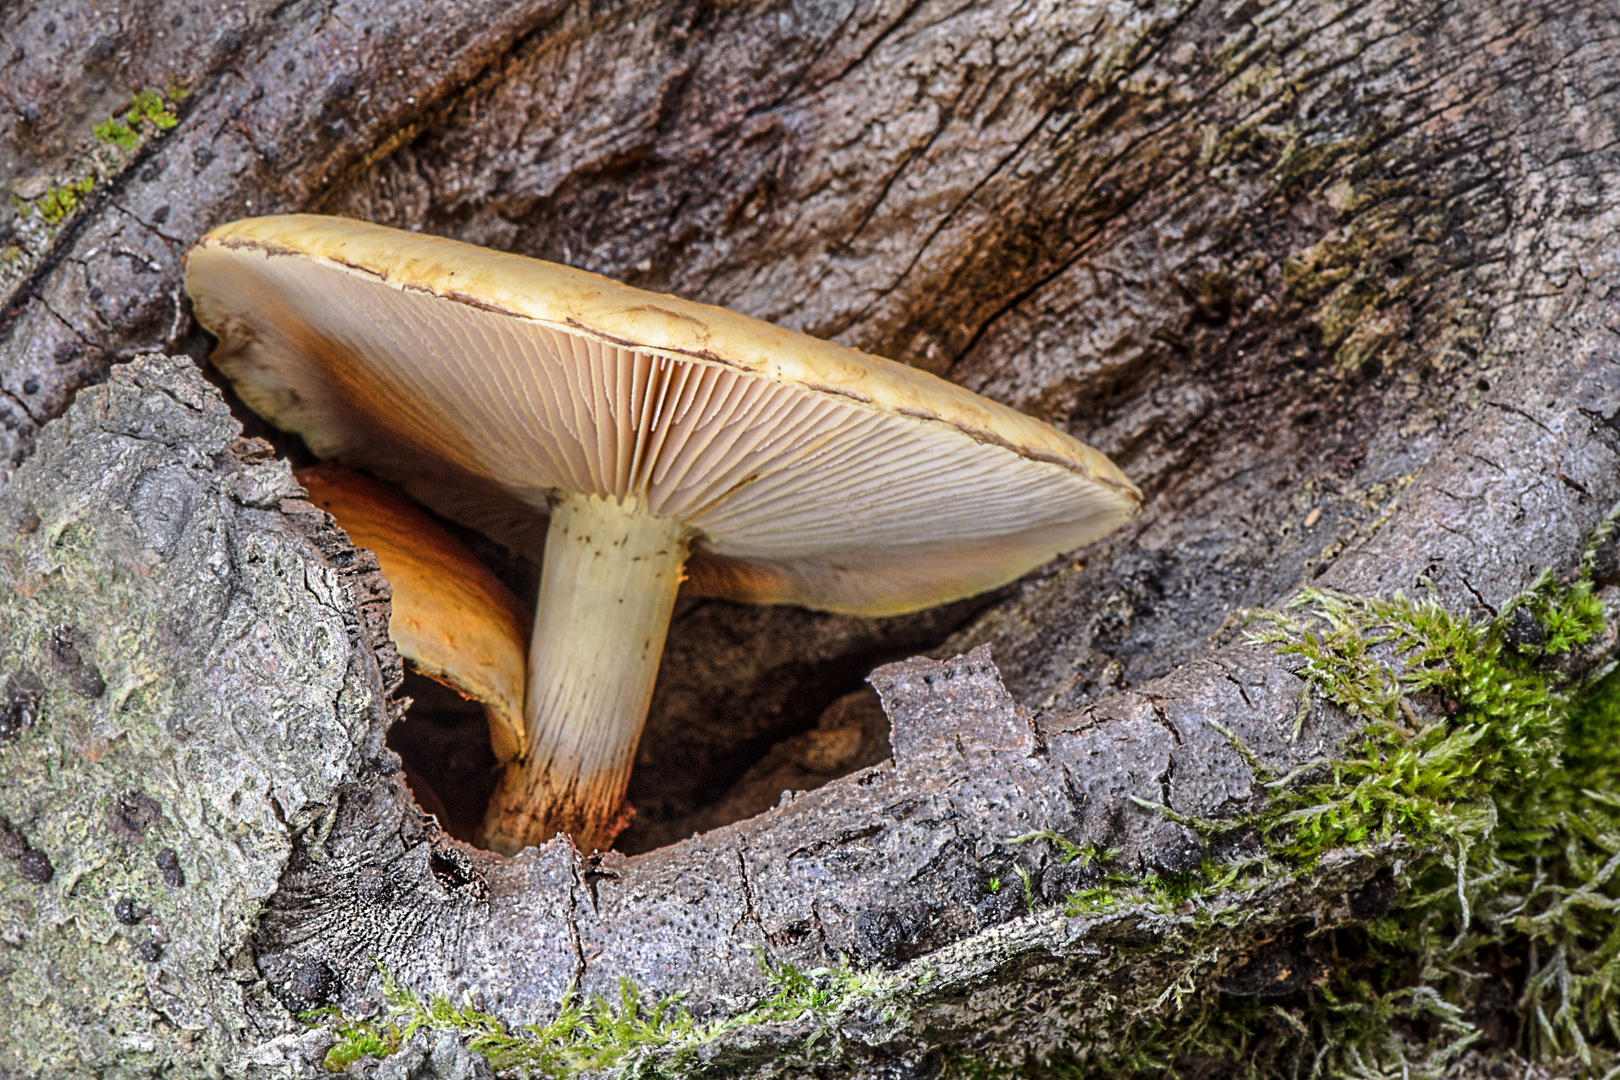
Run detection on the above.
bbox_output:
[296,463,528,765]
[184,214,1141,855]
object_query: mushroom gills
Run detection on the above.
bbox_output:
[479,492,687,854]
[201,252,1127,613]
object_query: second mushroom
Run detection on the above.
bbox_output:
[185,215,1141,855]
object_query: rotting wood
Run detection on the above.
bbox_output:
[3,0,1620,1074]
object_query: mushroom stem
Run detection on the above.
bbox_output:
[478,492,688,855]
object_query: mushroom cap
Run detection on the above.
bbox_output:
[187,215,1140,616]
[298,465,529,762]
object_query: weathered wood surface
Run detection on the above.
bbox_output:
[2,0,1620,1074]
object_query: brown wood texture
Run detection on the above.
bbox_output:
[2,0,1620,1073]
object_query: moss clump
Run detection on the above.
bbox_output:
[309,957,897,1078]
[91,88,180,149]
[310,1006,404,1072]
[8,86,185,239]
[1255,582,1585,859]
[12,175,95,225]
[1039,561,1618,1077]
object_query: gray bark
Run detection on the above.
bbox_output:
[2,0,1620,1075]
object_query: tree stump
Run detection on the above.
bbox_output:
[2,0,1619,1076]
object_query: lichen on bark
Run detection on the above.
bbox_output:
[0,354,400,1076]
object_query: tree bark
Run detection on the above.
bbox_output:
[2,0,1619,1076]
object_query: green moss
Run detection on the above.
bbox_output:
[13,176,94,225]
[1281,236,1364,300]
[303,1005,403,1072]
[126,88,180,130]
[91,118,139,150]
[1280,208,1433,380]
[309,956,898,1078]
[1027,557,1619,1077]
[11,87,183,231]
[91,88,180,150]
[1271,128,1369,193]
[1255,583,1570,857]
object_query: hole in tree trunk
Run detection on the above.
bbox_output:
[218,347,993,858]
[616,596,991,853]
[386,592,992,854]
[388,668,499,844]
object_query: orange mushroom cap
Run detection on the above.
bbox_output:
[299,465,529,763]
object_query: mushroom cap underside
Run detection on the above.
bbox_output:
[187,215,1141,616]
[298,464,529,762]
